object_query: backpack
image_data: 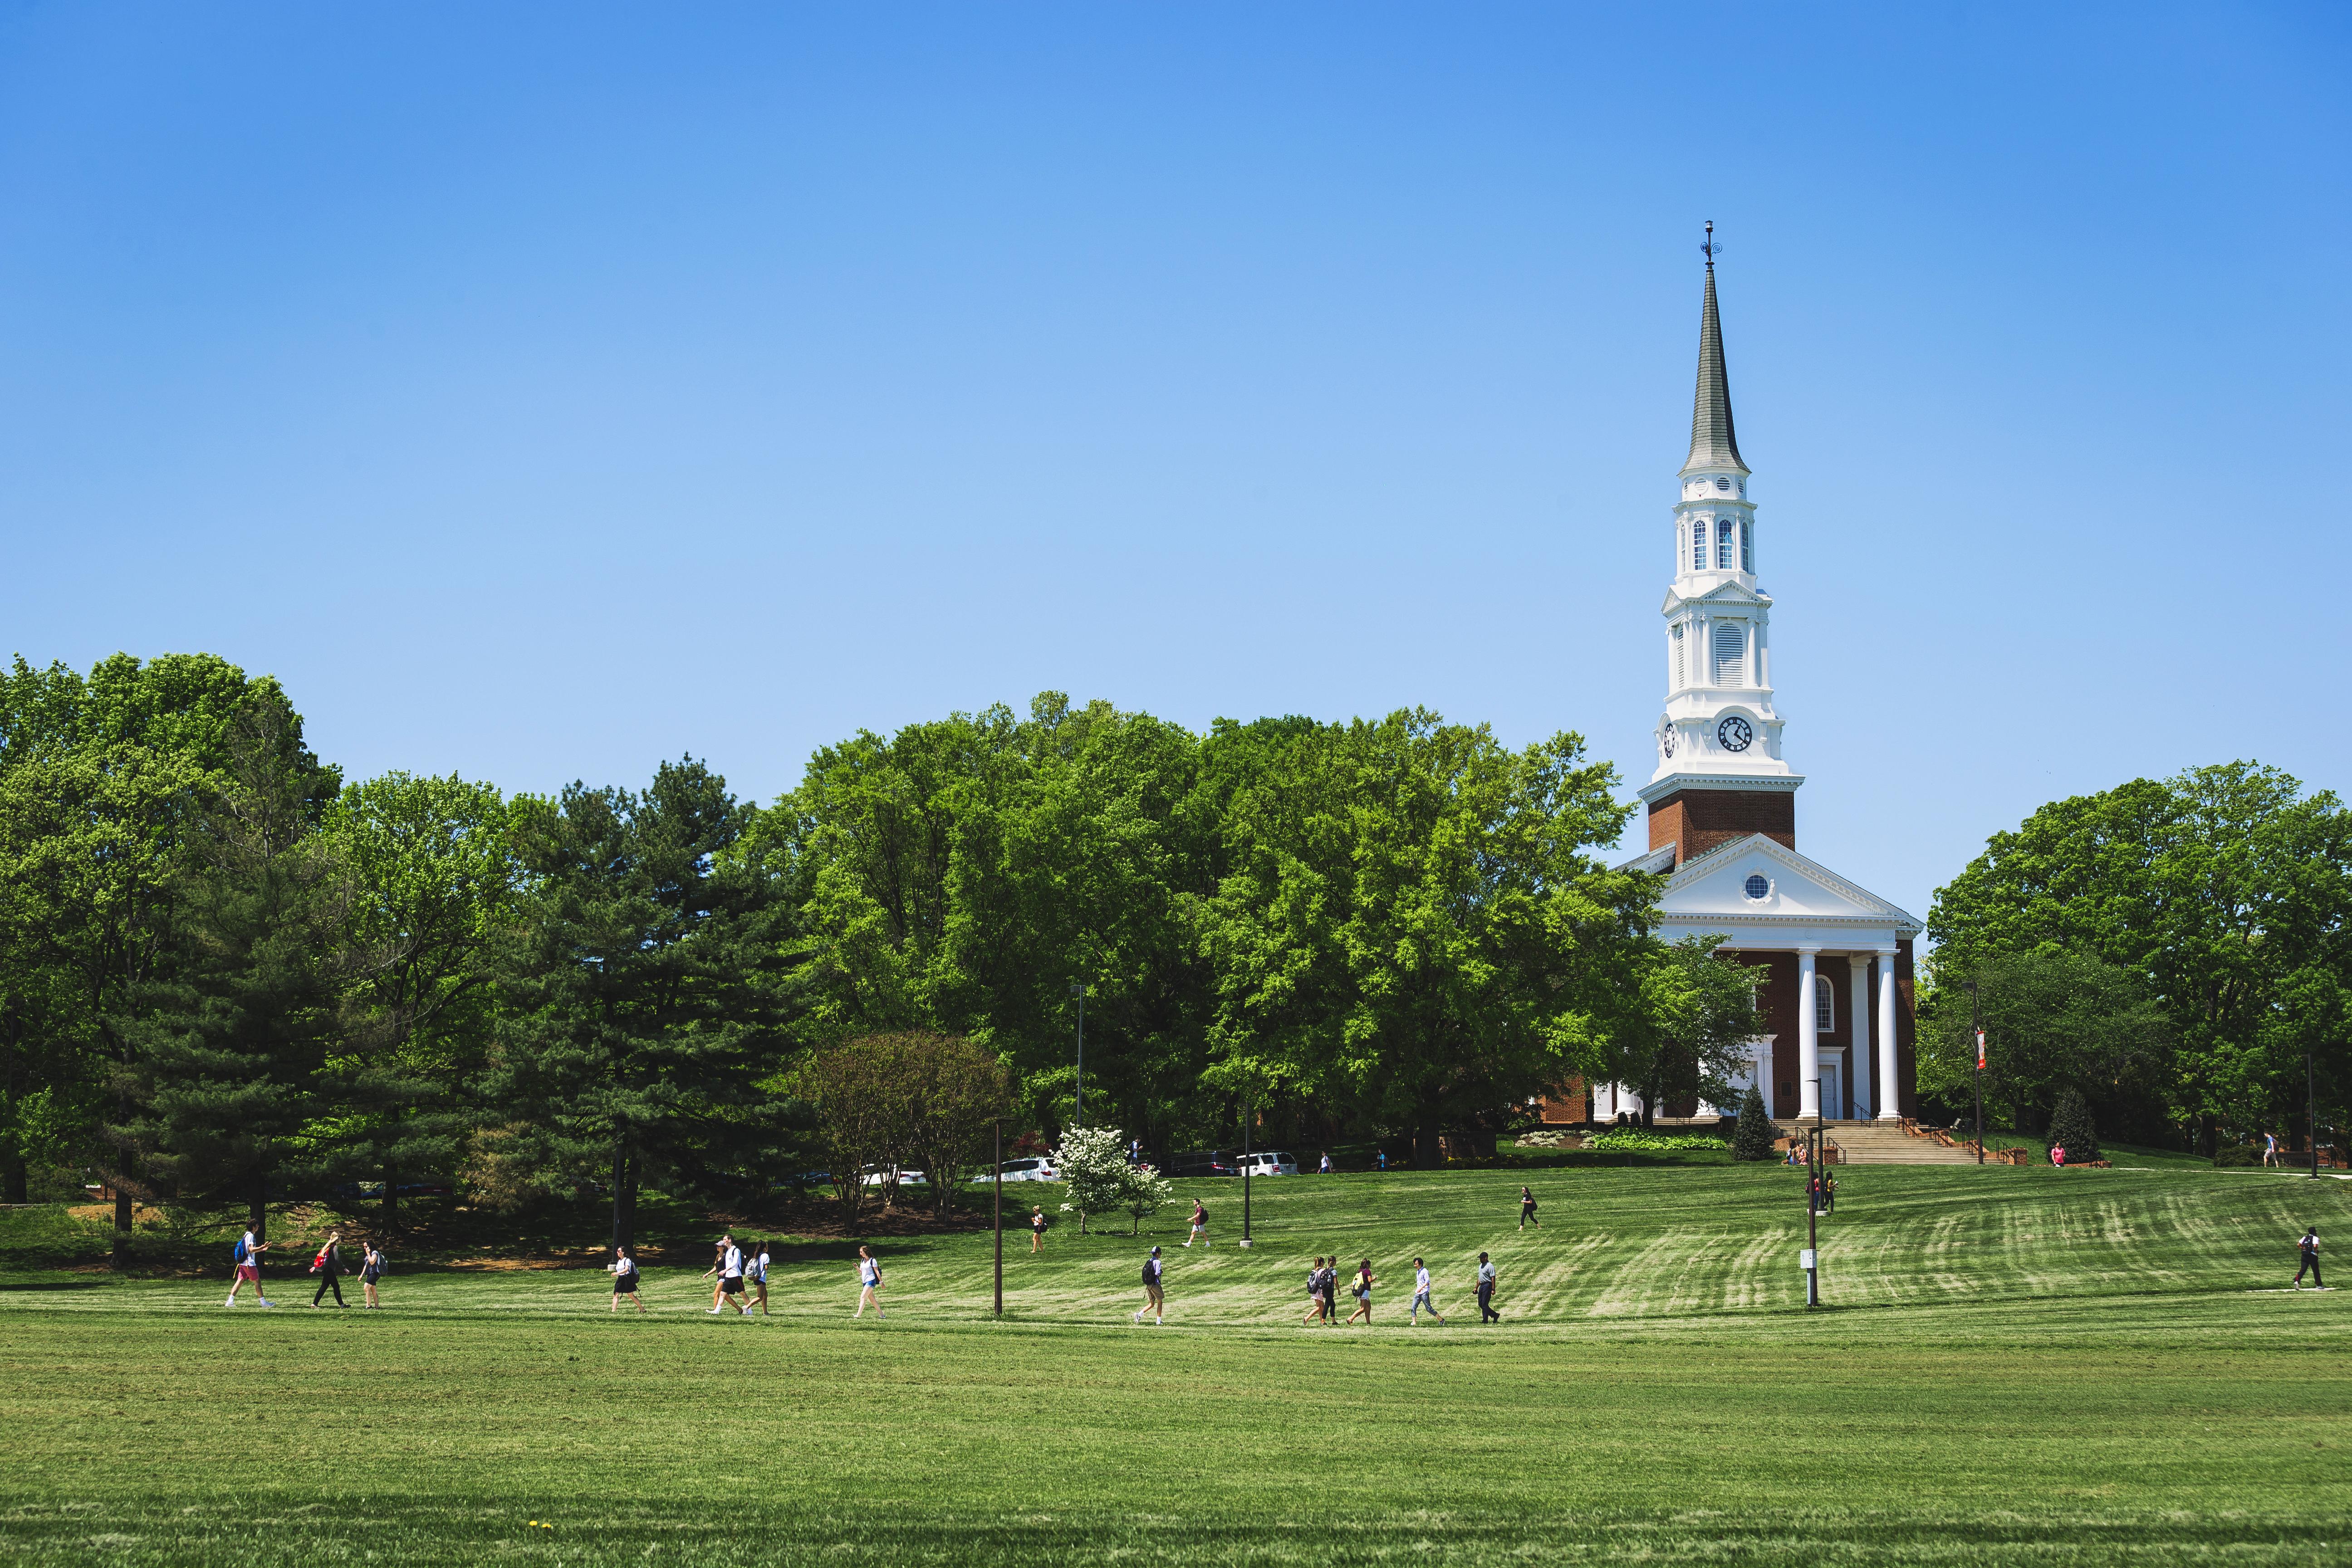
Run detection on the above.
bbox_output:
[232,1236,248,1264]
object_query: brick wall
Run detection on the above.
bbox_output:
[1647,789,1795,865]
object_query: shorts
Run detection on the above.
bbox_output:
[1145,1284,1165,1304]
[613,1273,639,1293]
[721,1276,744,1292]
[235,1264,260,1282]
[361,1270,382,1285]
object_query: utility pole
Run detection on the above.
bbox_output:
[2311,1049,2323,1181]
[992,1119,1004,1316]
[1068,982,1087,1128]
[1965,979,1984,1165]
[1241,1099,1253,1249]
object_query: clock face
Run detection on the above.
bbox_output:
[1717,715,1754,753]
[1660,725,1677,758]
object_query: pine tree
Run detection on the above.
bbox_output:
[1731,1081,1777,1161]
[2047,1086,2100,1163]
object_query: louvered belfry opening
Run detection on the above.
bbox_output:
[1712,620,1745,686]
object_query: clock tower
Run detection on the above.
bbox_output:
[1639,228,1801,867]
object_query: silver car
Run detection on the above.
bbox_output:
[969,1156,1059,1185]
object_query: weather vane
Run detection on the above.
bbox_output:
[1701,220,1721,267]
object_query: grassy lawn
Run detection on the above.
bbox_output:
[3,1162,2349,1564]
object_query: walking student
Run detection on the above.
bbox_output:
[226,1225,272,1308]
[1410,1256,1445,1325]
[1476,1252,1500,1323]
[358,1239,387,1308]
[1030,1206,1048,1254]
[708,1236,747,1316]
[1303,1257,1328,1325]
[1133,1245,1165,1324]
[2296,1228,2324,1290]
[309,1231,348,1308]
[1346,1258,1375,1325]
[1321,1255,1339,1324]
[2264,1131,2281,1168]
[1318,1152,1333,1176]
[855,1246,885,1318]
[1519,1186,1539,1231]
[747,1241,771,1317]
[608,1245,647,1313]
[1186,1197,1208,1248]
[699,1240,728,1310]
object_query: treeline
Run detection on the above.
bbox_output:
[1925,763,2352,1153]
[0,658,1759,1255]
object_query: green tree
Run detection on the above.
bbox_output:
[1594,936,1766,1128]
[1917,950,2169,1137]
[1197,709,1653,1166]
[2048,1085,2100,1163]
[1730,1081,1776,1160]
[485,759,794,1249]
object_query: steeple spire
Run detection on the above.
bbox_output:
[1682,222,1747,477]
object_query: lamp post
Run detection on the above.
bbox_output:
[2311,1048,2322,1181]
[992,1119,1004,1316]
[1803,1077,1820,1308]
[1240,1098,1253,1249]
[1964,979,1984,1166]
[1068,982,1087,1128]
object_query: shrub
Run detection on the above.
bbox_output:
[1582,1130,1727,1154]
[1731,1083,1777,1161]
[2046,1087,2101,1163]
[2213,1143,2262,1167]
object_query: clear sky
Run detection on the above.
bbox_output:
[3,4,2346,927]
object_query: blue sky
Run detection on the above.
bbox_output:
[2,4,2345,927]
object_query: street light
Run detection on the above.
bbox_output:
[1240,1098,1253,1249]
[1803,1076,1821,1308]
[2311,1047,2322,1181]
[1068,983,1087,1128]
[992,1118,1003,1317]
[1963,979,1984,1166]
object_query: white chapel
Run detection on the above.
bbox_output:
[1587,237,1923,1127]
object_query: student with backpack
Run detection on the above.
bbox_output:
[1519,1187,1539,1231]
[1303,1257,1329,1325]
[358,1240,387,1308]
[1030,1207,1048,1254]
[608,1245,647,1313]
[1185,1198,1208,1248]
[1133,1245,1164,1324]
[226,1227,272,1308]
[2296,1228,2325,1290]
[309,1231,348,1308]
[746,1241,771,1317]
[1346,1259,1376,1325]
[707,1236,747,1316]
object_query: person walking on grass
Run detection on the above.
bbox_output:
[1410,1257,1445,1325]
[1321,1255,1339,1324]
[1133,1245,1165,1324]
[1030,1206,1048,1254]
[1186,1197,1208,1248]
[226,1226,272,1308]
[2296,1228,2324,1290]
[1318,1152,1333,1176]
[608,1245,647,1313]
[855,1246,885,1318]
[309,1231,348,1308]
[698,1240,728,1310]
[709,1236,747,1316]
[1346,1259,1376,1325]
[1519,1186,1539,1231]
[2264,1131,2282,1168]
[358,1240,387,1308]
[1476,1252,1499,1323]
[1303,1257,1328,1325]
[746,1241,770,1317]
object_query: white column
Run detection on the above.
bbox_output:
[1757,618,1770,689]
[1847,956,1872,1121]
[1796,948,1820,1122]
[1876,948,1901,1122]
[1692,616,1708,686]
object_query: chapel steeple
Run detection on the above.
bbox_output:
[1640,225,1800,866]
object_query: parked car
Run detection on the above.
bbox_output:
[860,1165,928,1187]
[1232,1151,1298,1176]
[969,1156,1058,1184]
[1169,1150,1240,1178]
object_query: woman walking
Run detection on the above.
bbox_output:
[309,1231,348,1308]
[1303,1257,1328,1325]
[698,1239,730,1311]
[1321,1257,1340,1324]
[1346,1259,1376,1325]
[1030,1207,1048,1254]
[608,1244,647,1313]
[747,1241,771,1317]
[855,1245,885,1318]
[1519,1186,1539,1231]
[358,1239,387,1308]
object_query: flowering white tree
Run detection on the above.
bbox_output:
[1055,1124,1129,1235]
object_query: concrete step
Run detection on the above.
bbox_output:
[1823,1125,1985,1166]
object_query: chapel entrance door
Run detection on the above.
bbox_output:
[1819,1061,1843,1122]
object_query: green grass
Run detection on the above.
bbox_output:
[4,1163,2350,1564]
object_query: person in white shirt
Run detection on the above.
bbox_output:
[226,1227,272,1307]
[1475,1252,1500,1322]
[1409,1257,1444,1325]
[1133,1245,1164,1324]
[608,1244,646,1313]
[1318,1153,1333,1176]
[855,1246,884,1318]
[708,1236,746,1316]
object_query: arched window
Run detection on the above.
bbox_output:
[1740,518,1753,572]
[1813,974,1836,1034]
[1716,517,1735,568]
[1690,519,1705,570]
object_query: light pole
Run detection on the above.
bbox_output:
[1964,979,1984,1165]
[992,1118,1004,1316]
[2311,1048,2322,1181]
[1068,982,1086,1128]
[1241,1098,1253,1249]
[1803,1076,1820,1308]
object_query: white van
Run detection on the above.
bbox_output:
[1232,1151,1298,1177]
[969,1156,1058,1185]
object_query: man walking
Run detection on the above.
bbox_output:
[226,1225,272,1308]
[1133,1245,1165,1324]
[1185,1198,1208,1248]
[708,1234,746,1315]
[1409,1257,1445,1325]
[1475,1252,1499,1323]
[2296,1227,2324,1290]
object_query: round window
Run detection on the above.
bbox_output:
[1743,874,1770,900]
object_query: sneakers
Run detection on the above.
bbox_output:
[707,1307,725,1315]
[258,1299,274,1308]
[739,1307,751,1317]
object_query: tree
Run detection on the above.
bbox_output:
[1118,1156,1172,1236]
[1595,936,1766,1127]
[1917,950,2169,1137]
[485,759,794,1249]
[1930,763,2352,1145]
[895,1031,1012,1214]
[1731,1081,1777,1161]
[1054,1122,1136,1235]
[798,1033,918,1229]
[2048,1086,2100,1163]
[1197,710,1654,1166]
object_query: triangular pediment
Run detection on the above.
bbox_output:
[1659,833,1922,934]
[1660,578,1772,614]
